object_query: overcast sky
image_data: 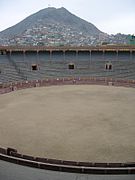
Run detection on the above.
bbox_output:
[0,0,135,34]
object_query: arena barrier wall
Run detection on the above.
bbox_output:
[0,147,135,174]
[0,77,135,174]
[0,77,135,95]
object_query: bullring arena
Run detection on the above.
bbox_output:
[0,46,135,177]
[0,81,135,162]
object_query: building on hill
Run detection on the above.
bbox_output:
[128,35,135,45]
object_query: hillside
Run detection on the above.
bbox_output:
[0,7,129,46]
[0,7,102,38]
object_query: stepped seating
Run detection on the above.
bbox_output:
[0,52,135,82]
[104,51,117,61]
[0,55,24,83]
[52,51,64,61]
[118,51,131,61]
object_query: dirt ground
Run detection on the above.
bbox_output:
[0,85,135,162]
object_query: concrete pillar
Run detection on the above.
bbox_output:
[23,50,29,72]
[103,50,105,61]
[36,50,39,64]
[76,50,78,68]
[23,51,26,61]
[116,50,118,61]
[90,50,92,61]
[63,50,65,61]
[89,50,91,68]
[9,50,12,58]
[130,50,132,61]
[50,50,52,63]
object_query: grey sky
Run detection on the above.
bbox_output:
[0,0,135,34]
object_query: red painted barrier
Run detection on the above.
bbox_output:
[0,77,135,95]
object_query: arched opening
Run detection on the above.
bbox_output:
[68,63,75,70]
[31,64,38,71]
[105,62,113,70]
[109,64,112,70]
[105,64,108,70]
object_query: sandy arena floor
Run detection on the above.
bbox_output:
[0,85,135,162]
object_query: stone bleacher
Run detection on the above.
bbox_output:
[0,51,135,83]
